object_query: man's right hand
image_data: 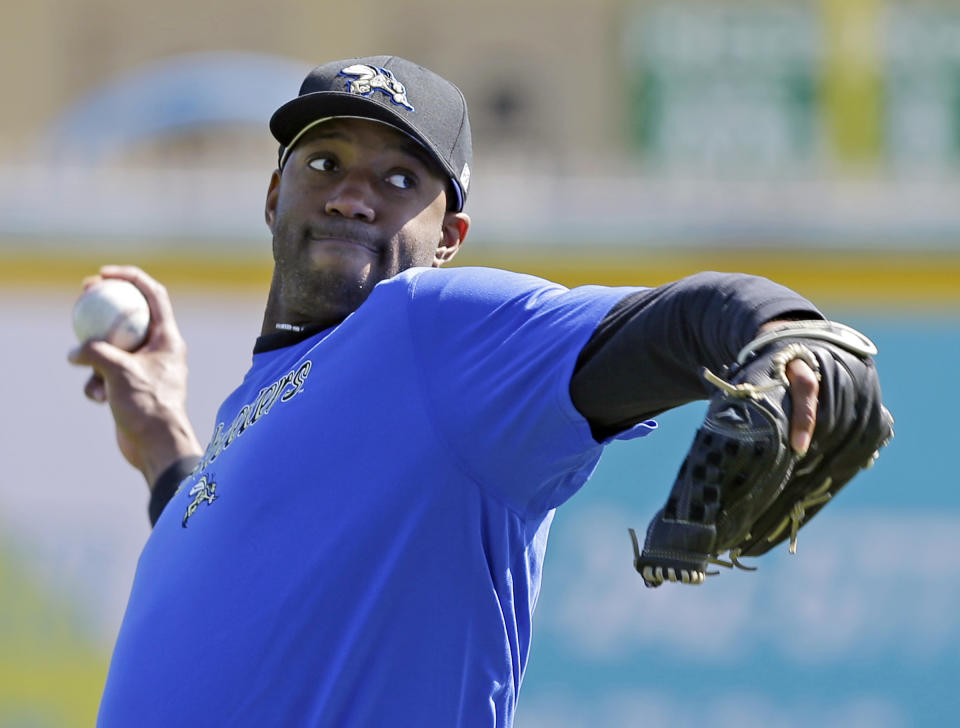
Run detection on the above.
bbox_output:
[68,265,202,489]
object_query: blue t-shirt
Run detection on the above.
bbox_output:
[98,267,656,727]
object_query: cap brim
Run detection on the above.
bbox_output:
[270,92,464,210]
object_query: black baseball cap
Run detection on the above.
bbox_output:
[270,55,472,211]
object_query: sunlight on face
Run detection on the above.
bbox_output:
[264,117,457,328]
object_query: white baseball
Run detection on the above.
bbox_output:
[72,278,151,351]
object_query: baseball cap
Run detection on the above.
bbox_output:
[270,55,472,211]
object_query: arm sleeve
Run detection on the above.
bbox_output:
[570,271,823,441]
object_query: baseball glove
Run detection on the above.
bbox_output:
[630,320,893,587]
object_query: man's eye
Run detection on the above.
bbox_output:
[308,157,337,172]
[386,172,415,190]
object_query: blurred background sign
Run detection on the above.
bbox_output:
[624,2,821,171]
[625,0,960,173]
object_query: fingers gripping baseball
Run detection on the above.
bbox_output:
[98,265,186,349]
[69,266,201,486]
[75,339,133,404]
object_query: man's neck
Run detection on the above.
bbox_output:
[260,277,357,337]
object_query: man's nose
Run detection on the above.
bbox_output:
[324,174,376,221]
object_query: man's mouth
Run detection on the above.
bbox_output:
[305,233,379,254]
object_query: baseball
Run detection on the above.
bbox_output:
[72,278,151,351]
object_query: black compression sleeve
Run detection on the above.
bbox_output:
[570,271,823,441]
[148,455,202,527]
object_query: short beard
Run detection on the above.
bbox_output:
[271,244,378,325]
[269,226,408,326]
[269,216,440,326]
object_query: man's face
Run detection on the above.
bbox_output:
[264,117,468,326]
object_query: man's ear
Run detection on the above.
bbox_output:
[433,212,470,266]
[264,169,282,233]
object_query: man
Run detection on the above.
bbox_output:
[70,56,884,726]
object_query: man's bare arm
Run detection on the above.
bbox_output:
[68,265,202,489]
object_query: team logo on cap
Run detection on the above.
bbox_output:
[338,64,415,111]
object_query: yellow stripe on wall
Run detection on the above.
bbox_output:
[3,246,958,310]
[459,248,960,311]
[0,249,275,292]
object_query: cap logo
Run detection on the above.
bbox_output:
[338,64,415,111]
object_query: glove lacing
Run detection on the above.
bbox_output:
[765,475,834,554]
